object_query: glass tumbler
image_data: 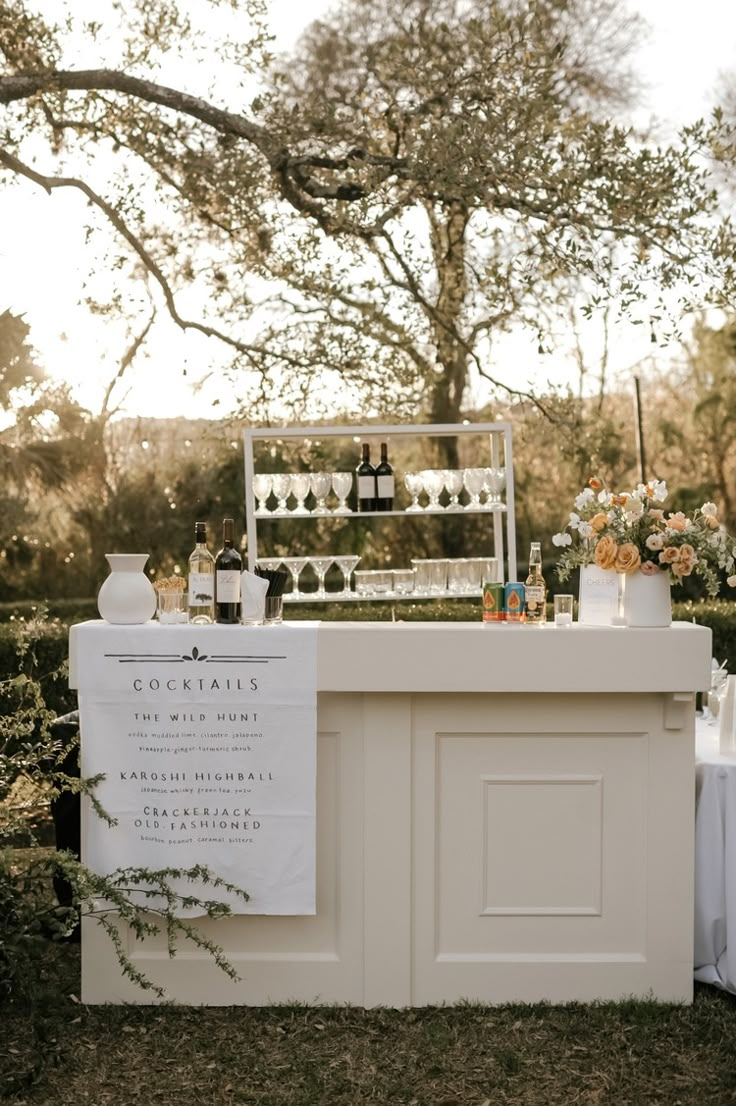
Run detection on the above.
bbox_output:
[354,570,375,597]
[411,559,432,595]
[264,596,284,624]
[447,558,471,594]
[554,594,574,627]
[157,590,188,624]
[392,569,415,595]
[426,558,447,595]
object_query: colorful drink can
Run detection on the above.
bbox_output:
[504,582,525,622]
[482,581,505,622]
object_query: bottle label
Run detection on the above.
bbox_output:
[525,585,545,611]
[216,571,241,603]
[377,475,394,497]
[358,475,375,498]
[189,572,214,603]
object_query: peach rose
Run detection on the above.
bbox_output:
[658,546,680,564]
[640,560,661,576]
[666,512,688,532]
[706,515,720,530]
[648,509,665,522]
[675,544,698,575]
[614,542,641,575]
[590,513,608,532]
[589,477,603,491]
[594,534,618,570]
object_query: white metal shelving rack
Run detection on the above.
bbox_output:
[242,422,517,601]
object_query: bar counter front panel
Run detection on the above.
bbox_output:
[70,620,711,1006]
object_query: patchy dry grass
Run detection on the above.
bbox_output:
[3,944,736,1106]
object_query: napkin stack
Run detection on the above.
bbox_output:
[719,675,736,755]
[241,570,269,624]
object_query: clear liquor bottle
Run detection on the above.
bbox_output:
[188,522,215,624]
[524,540,547,624]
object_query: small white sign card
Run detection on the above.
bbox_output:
[577,565,621,626]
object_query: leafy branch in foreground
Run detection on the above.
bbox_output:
[78,862,250,998]
[1,614,250,1004]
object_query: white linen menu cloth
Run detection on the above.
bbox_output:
[694,720,736,990]
[70,620,318,916]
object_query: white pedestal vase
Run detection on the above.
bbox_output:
[622,568,672,628]
[97,553,156,624]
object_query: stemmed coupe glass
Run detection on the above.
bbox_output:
[484,466,506,509]
[252,473,272,516]
[310,472,332,515]
[420,469,444,511]
[256,557,283,572]
[270,473,292,515]
[463,467,486,510]
[331,472,353,514]
[442,469,464,511]
[289,473,311,515]
[281,555,309,596]
[707,666,730,726]
[334,554,361,593]
[404,472,424,512]
[309,555,334,598]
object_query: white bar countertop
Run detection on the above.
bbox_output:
[69,619,712,696]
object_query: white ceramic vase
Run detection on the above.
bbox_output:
[622,568,672,628]
[97,553,156,624]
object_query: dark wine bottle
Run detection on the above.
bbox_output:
[356,443,377,512]
[215,517,243,624]
[375,441,395,511]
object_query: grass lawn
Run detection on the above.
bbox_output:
[3,943,736,1106]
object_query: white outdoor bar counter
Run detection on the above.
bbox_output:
[72,620,711,1006]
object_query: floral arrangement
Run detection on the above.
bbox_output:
[553,477,736,598]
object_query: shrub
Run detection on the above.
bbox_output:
[0,616,252,1007]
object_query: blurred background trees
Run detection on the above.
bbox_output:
[2,0,736,601]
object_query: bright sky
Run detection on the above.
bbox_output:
[2,0,735,420]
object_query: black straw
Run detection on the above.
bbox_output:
[254,566,289,597]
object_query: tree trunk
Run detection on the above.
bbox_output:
[426,201,470,471]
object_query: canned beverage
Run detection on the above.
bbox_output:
[504,582,525,622]
[482,581,505,622]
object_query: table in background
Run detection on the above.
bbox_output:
[695,719,736,991]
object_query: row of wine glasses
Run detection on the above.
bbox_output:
[253,473,352,516]
[404,468,506,511]
[257,555,361,598]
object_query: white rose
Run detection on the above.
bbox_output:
[552,532,572,547]
[702,502,718,516]
[646,533,664,551]
[728,575,736,588]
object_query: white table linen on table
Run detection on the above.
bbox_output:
[694,721,736,991]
